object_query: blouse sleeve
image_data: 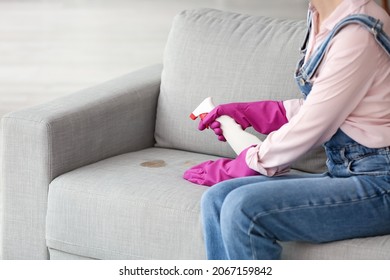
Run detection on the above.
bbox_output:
[282,99,304,121]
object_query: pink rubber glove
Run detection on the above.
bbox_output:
[183,147,259,186]
[198,100,288,141]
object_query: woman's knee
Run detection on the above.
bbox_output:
[201,178,246,208]
[220,188,257,232]
[201,176,267,209]
[219,185,276,235]
[201,182,231,213]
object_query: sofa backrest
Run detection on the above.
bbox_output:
[155,8,327,173]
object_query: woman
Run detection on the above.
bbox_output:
[184,0,390,259]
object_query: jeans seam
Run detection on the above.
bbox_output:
[247,192,388,259]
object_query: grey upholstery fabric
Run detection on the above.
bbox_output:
[1,120,51,259]
[49,248,96,260]
[156,8,327,173]
[1,64,162,259]
[46,148,213,260]
[281,236,390,260]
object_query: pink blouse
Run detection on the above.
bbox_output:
[246,0,390,176]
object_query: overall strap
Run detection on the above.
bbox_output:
[300,10,313,54]
[300,14,390,81]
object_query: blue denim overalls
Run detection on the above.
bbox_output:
[294,14,390,177]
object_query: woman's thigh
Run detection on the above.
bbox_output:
[201,172,327,209]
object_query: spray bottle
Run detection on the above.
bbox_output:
[190,97,262,155]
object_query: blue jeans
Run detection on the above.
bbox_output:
[201,130,390,259]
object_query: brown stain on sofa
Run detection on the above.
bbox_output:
[140,160,167,168]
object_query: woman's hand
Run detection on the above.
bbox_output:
[198,101,288,141]
[183,146,259,186]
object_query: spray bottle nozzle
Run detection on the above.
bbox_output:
[190,97,215,121]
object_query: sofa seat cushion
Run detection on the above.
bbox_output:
[46,146,390,260]
[282,236,390,260]
[46,147,215,260]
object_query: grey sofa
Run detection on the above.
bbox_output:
[1,8,390,260]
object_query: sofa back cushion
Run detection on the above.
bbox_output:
[155,8,326,173]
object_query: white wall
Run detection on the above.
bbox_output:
[0,0,308,117]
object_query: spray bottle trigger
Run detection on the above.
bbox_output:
[199,113,208,120]
[189,112,208,120]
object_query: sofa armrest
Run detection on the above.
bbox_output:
[0,64,162,259]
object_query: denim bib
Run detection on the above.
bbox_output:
[294,14,390,177]
[295,14,390,98]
